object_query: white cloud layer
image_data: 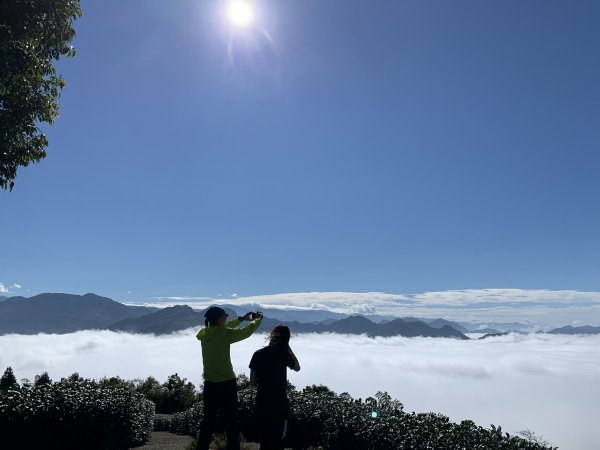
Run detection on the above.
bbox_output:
[1,331,598,449]
[0,282,22,293]
[139,289,600,326]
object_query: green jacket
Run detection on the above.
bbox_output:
[197,317,262,382]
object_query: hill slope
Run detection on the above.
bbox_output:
[109,305,235,334]
[0,293,154,334]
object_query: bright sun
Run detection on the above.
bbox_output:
[227,1,254,28]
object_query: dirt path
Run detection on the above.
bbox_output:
[129,432,194,450]
[129,432,262,450]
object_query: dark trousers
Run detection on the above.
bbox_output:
[258,415,286,450]
[196,379,240,450]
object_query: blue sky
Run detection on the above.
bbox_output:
[2,0,600,307]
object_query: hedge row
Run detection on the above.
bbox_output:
[0,377,154,450]
[171,383,556,450]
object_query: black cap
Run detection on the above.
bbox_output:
[204,306,228,324]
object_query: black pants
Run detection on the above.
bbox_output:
[258,416,286,450]
[196,379,240,450]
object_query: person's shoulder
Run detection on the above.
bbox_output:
[251,346,268,360]
[263,345,290,362]
[250,346,268,367]
[253,346,270,356]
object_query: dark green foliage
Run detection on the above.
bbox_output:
[98,375,135,389]
[0,370,155,450]
[135,373,200,414]
[171,401,204,437]
[162,373,199,413]
[0,366,19,391]
[1,366,554,449]
[34,370,52,387]
[85,373,200,414]
[154,413,173,431]
[172,382,556,450]
[0,0,82,190]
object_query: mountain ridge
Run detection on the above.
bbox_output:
[2,293,598,337]
[0,293,155,334]
[0,293,467,338]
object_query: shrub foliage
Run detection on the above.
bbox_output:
[0,368,557,450]
[0,369,154,450]
[171,377,557,450]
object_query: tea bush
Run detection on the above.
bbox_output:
[0,375,154,450]
[172,381,556,450]
[154,413,173,431]
[171,401,204,437]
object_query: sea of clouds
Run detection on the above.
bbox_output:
[1,331,599,450]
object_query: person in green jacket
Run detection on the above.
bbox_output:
[195,306,263,450]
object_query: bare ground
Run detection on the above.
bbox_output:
[129,432,194,450]
[129,432,262,450]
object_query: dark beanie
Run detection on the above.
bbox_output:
[204,306,227,326]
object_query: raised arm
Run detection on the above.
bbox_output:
[288,346,300,372]
[225,318,241,329]
[226,316,263,343]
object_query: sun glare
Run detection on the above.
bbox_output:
[227,1,254,28]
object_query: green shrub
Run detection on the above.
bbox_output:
[173,384,556,450]
[0,374,155,450]
[171,401,204,436]
[135,373,200,414]
[144,376,558,450]
[154,413,173,431]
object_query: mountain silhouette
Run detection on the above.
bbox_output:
[269,316,469,339]
[548,325,600,335]
[0,293,155,334]
[109,305,237,334]
[426,318,469,333]
[0,293,532,339]
[109,305,202,334]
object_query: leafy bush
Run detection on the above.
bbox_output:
[172,401,204,436]
[94,373,200,414]
[288,389,557,450]
[154,413,173,431]
[0,372,155,450]
[171,379,556,450]
[134,373,200,414]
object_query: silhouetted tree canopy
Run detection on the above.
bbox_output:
[0,0,82,190]
[34,371,52,387]
[0,366,18,390]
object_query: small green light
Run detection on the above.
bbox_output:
[371,411,378,418]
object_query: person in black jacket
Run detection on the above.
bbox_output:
[249,325,300,450]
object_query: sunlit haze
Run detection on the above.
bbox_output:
[226,1,254,28]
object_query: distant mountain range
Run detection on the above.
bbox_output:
[548,325,600,335]
[110,305,469,339]
[0,293,467,338]
[1,293,598,338]
[0,293,156,334]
